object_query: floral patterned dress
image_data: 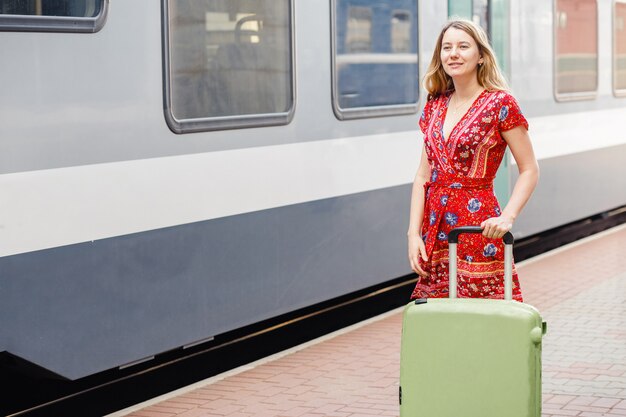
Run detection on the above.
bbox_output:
[410,89,528,302]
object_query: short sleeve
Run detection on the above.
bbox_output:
[497,93,528,132]
[419,98,435,134]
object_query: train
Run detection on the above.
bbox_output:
[0,0,625,382]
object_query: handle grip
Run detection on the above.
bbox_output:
[448,226,514,245]
[448,226,514,301]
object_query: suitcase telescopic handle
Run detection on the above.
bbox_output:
[447,226,515,301]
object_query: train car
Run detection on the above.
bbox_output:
[0,0,624,383]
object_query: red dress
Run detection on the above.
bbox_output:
[410,89,528,302]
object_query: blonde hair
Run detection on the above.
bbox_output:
[423,19,509,99]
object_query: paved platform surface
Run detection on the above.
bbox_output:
[111,224,626,417]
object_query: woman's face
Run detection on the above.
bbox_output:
[440,27,483,79]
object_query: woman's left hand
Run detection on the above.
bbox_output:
[480,216,514,239]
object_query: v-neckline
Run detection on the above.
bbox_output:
[441,89,486,143]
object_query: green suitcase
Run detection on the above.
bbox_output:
[400,227,546,417]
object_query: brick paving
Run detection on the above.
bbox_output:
[111,225,626,417]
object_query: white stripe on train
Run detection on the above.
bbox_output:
[0,130,419,257]
[1,106,625,257]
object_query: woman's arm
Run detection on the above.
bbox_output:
[408,146,431,276]
[481,125,540,238]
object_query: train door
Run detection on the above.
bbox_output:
[447,0,513,208]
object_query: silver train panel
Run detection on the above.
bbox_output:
[511,0,626,117]
[0,185,410,379]
[0,0,420,175]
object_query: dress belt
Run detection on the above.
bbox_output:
[425,175,494,191]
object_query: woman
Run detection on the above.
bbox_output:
[407,20,539,301]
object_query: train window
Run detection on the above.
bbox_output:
[448,0,472,20]
[0,0,107,32]
[614,0,626,96]
[554,0,598,100]
[331,0,419,120]
[163,0,295,133]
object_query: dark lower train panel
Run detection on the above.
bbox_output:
[4,144,624,381]
[0,184,411,380]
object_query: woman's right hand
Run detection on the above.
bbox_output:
[408,234,429,277]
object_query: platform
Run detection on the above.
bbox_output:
[109,224,626,417]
